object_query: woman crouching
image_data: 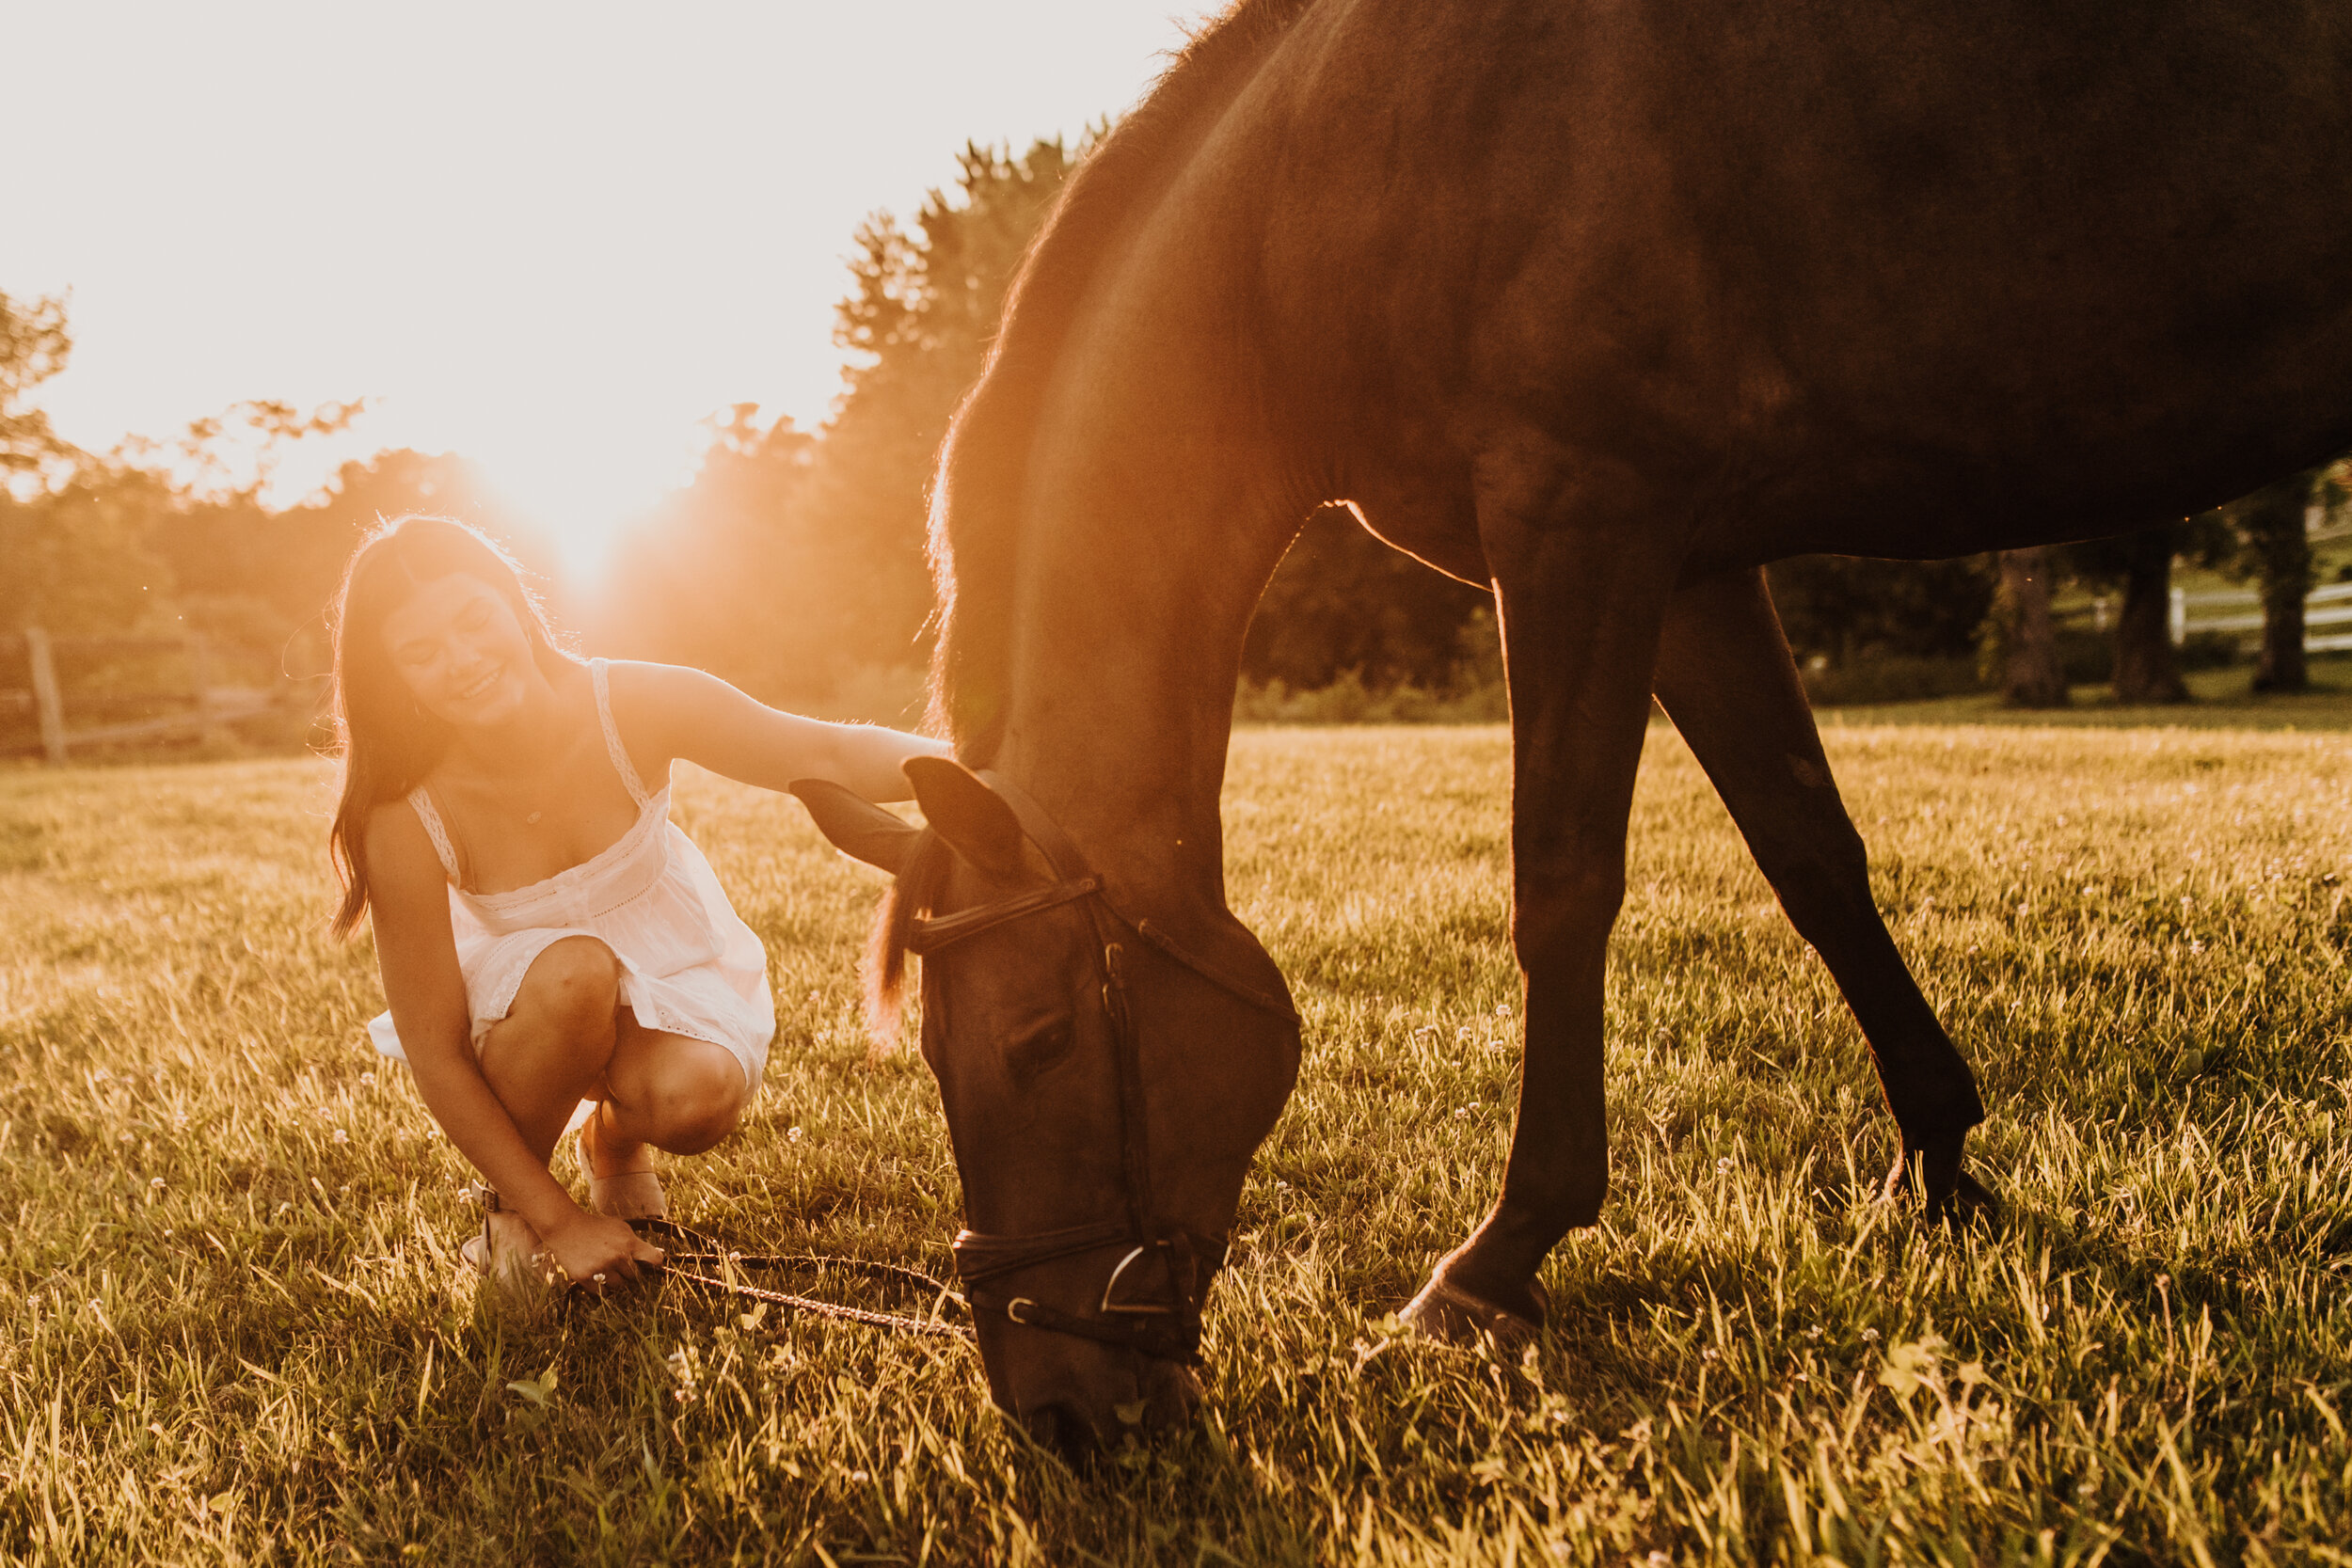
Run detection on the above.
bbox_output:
[326,515,945,1298]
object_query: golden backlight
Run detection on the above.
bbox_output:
[482,422,706,583]
[1,4,1201,547]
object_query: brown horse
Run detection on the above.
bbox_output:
[795,0,2352,1449]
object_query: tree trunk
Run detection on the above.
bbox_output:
[1998,547,2070,707]
[2111,527,2188,704]
[2233,473,2314,694]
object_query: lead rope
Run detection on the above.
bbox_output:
[635,1217,973,1342]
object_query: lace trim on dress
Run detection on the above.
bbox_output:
[405,786,463,883]
[589,658,653,808]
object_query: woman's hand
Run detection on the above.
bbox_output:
[538,1210,667,1294]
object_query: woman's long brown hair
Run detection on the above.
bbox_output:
[326,515,574,937]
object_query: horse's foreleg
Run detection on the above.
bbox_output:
[1401,452,1680,1341]
[1650,566,1994,1219]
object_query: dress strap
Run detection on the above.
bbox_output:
[405,786,463,884]
[589,658,654,808]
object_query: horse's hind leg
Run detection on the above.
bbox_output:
[1650,566,1995,1220]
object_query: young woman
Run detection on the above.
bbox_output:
[329,515,946,1298]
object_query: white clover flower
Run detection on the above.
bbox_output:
[332,1129,349,1145]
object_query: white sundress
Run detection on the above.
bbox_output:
[365,659,776,1107]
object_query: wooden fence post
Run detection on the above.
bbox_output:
[185,634,231,748]
[24,626,66,765]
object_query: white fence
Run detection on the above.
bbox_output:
[2170,582,2352,653]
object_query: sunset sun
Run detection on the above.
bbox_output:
[475,419,708,584]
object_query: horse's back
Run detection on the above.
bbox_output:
[1162,0,2352,559]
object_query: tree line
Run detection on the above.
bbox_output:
[5,134,2346,735]
[1772,462,2348,713]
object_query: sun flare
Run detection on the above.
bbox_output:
[479,420,708,586]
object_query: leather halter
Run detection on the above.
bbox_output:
[909,771,1296,1366]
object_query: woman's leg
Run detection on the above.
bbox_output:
[476,936,622,1161]
[580,1019,750,1218]
[469,937,623,1274]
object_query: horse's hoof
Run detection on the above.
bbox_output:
[1940,1167,2002,1224]
[1400,1271,1548,1348]
[1883,1146,2002,1227]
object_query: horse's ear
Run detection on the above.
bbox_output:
[790,779,923,877]
[904,756,1025,877]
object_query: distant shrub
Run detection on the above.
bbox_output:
[1236,604,1512,724]
[1768,555,1998,666]
[1801,654,1984,706]
[2057,627,2112,685]
[1234,669,1509,724]
[2177,630,2240,671]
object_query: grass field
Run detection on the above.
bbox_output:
[2,721,2349,1564]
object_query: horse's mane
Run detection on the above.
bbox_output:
[927,0,1317,765]
[866,830,951,1036]
[871,0,1316,1037]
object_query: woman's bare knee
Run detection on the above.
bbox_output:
[517,938,620,1037]
[653,1053,745,1153]
[611,1043,745,1155]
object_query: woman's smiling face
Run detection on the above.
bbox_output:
[380,573,541,728]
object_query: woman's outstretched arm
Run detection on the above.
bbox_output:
[606,660,951,801]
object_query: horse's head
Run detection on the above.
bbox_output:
[795,758,1300,1454]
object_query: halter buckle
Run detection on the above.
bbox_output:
[1099,1243,1177,1316]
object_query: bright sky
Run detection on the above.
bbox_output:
[4,1,1213,571]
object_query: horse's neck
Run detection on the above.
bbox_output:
[993,483,1299,905]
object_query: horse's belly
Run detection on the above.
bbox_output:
[1337,473,1488,586]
